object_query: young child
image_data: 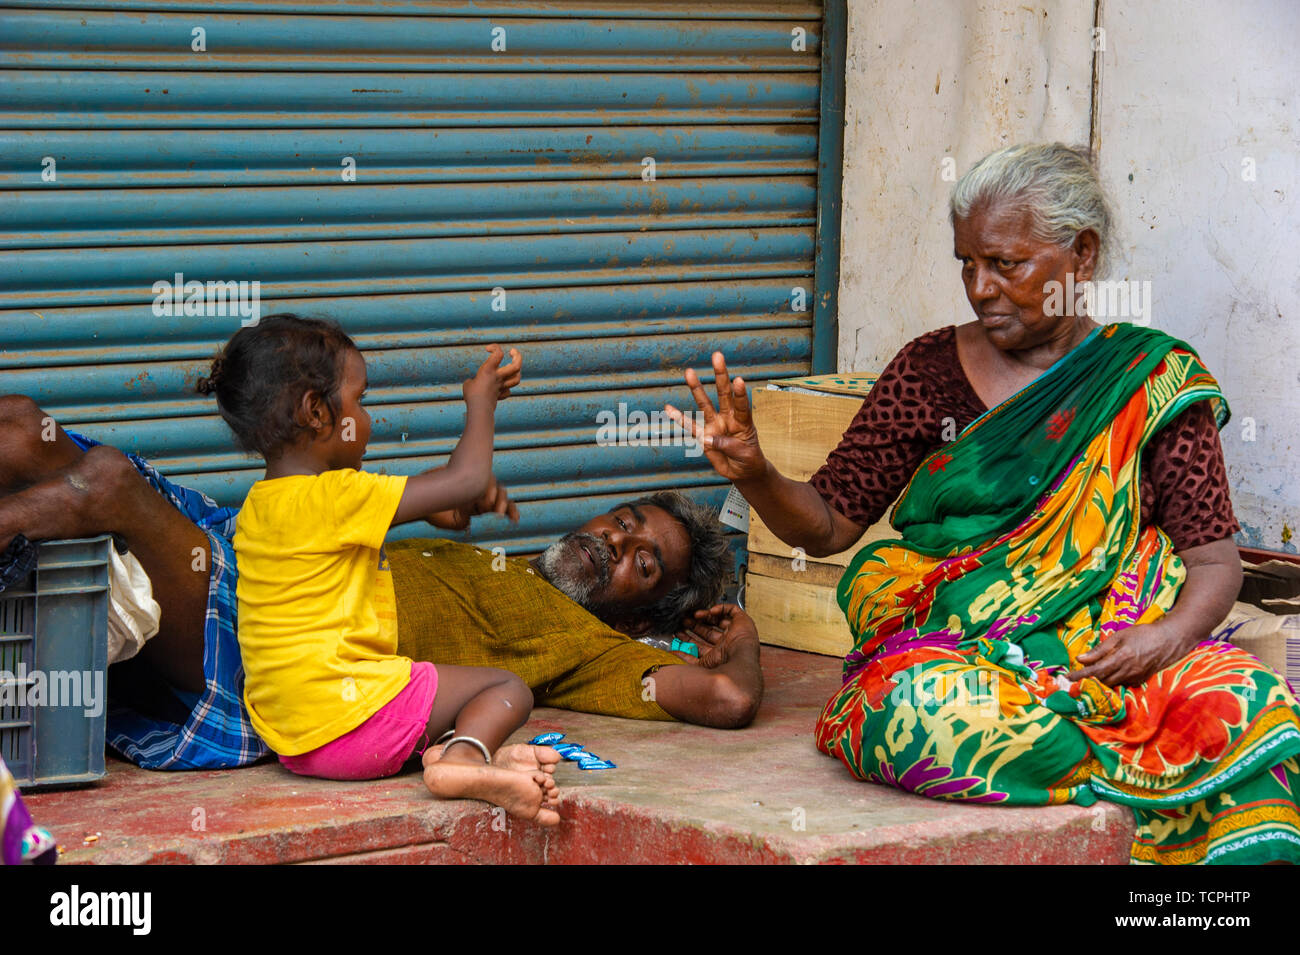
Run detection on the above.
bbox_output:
[198,314,560,826]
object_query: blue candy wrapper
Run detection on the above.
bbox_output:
[578,758,616,770]
[562,750,595,762]
[553,743,584,755]
[528,732,565,746]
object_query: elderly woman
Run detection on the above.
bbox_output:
[672,142,1300,865]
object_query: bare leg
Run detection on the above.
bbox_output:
[0,395,86,493]
[419,665,560,826]
[423,665,561,779]
[0,435,209,693]
[422,664,533,752]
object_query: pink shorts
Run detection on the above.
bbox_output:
[279,662,439,781]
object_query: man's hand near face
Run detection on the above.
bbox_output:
[673,604,755,668]
[651,603,763,728]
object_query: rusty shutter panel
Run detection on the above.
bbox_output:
[0,1,839,553]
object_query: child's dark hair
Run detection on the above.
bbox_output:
[196,314,359,459]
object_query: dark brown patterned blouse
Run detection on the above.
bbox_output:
[809,326,1239,552]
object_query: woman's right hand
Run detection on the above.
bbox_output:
[665,351,768,484]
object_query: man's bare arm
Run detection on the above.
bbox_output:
[649,604,763,728]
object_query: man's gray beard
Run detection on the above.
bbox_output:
[536,533,609,613]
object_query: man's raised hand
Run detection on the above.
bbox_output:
[664,351,768,484]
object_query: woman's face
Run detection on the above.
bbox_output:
[952,200,1097,353]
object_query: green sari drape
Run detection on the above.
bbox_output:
[815,323,1300,864]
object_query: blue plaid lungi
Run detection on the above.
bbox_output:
[66,431,268,770]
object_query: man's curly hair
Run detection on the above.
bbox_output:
[619,490,731,636]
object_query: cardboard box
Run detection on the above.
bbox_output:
[745,552,853,657]
[1239,558,1300,614]
[746,375,893,655]
[1218,558,1300,683]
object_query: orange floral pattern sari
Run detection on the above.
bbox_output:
[815,325,1300,863]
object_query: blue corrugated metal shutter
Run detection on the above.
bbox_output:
[0,1,842,553]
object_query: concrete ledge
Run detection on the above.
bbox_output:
[25,647,1135,865]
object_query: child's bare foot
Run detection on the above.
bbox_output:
[427,742,561,776]
[494,743,561,775]
[539,772,559,808]
[422,753,560,827]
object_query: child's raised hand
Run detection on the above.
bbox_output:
[463,344,522,407]
[495,346,522,398]
[429,474,519,529]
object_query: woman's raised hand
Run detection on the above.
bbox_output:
[665,351,768,483]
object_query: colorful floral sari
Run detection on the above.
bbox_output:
[815,323,1300,864]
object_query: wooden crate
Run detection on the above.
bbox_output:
[746,375,894,656]
[745,552,853,656]
[746,567,854,658]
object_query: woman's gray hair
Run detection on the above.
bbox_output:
[949,142,1115,277]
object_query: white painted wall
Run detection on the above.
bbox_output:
[837,0,1094,370]
[1094,0,1299,551]
[836,0,1298,550]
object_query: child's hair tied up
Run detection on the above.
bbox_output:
[196,356,225,396]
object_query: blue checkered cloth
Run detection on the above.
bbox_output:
[65,431,269,770]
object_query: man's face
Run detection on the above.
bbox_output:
[536,503,691,633]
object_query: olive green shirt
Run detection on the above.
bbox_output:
[390,538,678,720]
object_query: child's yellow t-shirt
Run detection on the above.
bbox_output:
[233,468,411,755]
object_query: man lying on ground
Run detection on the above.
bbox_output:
[0,395,762,771]
[391,491,762,732]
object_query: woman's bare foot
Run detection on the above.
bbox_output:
[422,751,561,826]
